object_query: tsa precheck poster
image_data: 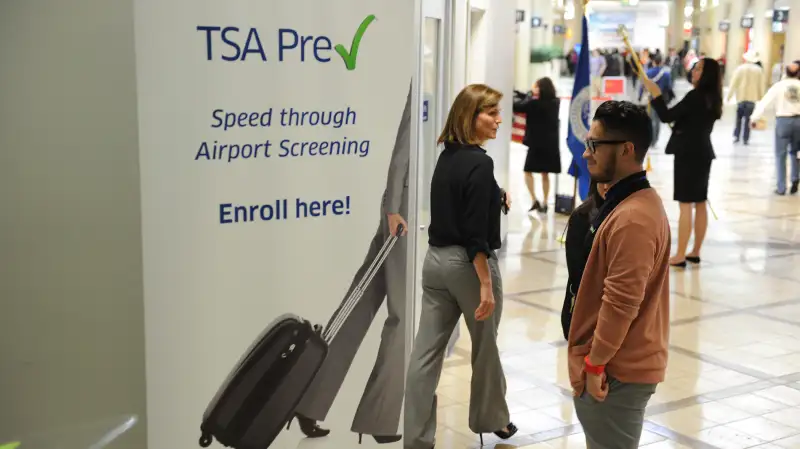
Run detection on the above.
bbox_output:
[133,1,416,448]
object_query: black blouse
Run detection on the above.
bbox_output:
[427,141,502,261]
[651,89,718,160]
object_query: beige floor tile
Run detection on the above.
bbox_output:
[719,393,790,415]
[722,416,800,442]
[762,407,800,429]
[754,385,800,407]
[773,434,800,448]
[694,425,766,449]
[640,440,694,449]
[526,433,587,449]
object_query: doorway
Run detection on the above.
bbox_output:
[414,0,452,329]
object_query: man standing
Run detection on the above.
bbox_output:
[568,101,671,448]
[750,61,800,195]
[727,51,765,145]
[638,55,672,147]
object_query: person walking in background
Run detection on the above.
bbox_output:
[513,77,562,214]
[291,84,412,445]
[750,61,800,195]
[726,51,765,145]
[561,181,609,340]
[404,84,517,449]
[569,101,670,449]
[638,54,673,148]
[643,57,723,268]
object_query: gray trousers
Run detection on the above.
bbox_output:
[295,207,407,435]
[404,246,509,449]
[574,376,657,449]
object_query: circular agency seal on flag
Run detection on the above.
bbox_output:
[569,85,592,141]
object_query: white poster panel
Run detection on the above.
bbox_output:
[133,1,416,448]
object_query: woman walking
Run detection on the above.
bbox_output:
[513,77,562,213]
[404,84,517,449]
[642,57,723,267]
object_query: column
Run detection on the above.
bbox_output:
[515,0,533,91]
[672,0,687,49]
[726,0,746,80]
[751,0,773,86]
[784,0,800,64]
[699,8,712,55]
[707,5,724,57]
[692,0,702,51]
[529,0,559,82]
[566,0,584,51]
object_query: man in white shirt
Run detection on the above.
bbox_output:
[751,62,800,195]
[727,51,765,145]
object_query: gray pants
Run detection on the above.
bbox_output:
[404,246,509,449]
[574,376,657,449]
[295,207,407,435]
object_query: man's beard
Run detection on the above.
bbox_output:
[590,152,617,183]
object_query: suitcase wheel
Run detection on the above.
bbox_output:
[199,433,213,448]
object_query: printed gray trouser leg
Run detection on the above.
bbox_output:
[404,247,510,449]
[351,205,408,435]
[573,377,657,449]
[295,210,407,436]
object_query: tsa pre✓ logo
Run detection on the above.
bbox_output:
[197,14,376,71]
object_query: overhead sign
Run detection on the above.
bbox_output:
[773,9,789,23]
[741,16,754,29]
[531,16,542,28]
[719,20,730,32]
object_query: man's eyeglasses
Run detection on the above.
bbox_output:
[584,139,627,154]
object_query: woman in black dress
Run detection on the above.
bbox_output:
[643,57,723,267]
[513,77,561,213]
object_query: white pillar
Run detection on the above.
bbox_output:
[726,0,746,79]
[751,0,772,86]
[566,0,584,51]
[515,0,533,91]
[784,0,800,64]
[672,0,687,49]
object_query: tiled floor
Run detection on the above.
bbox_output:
[432,83,800,448]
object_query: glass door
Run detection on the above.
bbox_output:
[414,0,450,329]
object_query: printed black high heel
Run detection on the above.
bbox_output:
[357,433,402,444]
[286,413,330,438]
[478,422,518,446]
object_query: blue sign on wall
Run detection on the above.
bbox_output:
[422,100,429,122]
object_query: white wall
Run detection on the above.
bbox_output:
[0,1,147,447]
[449,0,516,238]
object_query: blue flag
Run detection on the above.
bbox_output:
[566,15,592,201]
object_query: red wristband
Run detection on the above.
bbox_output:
[584,355,605,375]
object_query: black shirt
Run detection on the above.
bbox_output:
[427,141,502,261]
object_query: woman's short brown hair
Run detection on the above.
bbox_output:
[437,83,503,145]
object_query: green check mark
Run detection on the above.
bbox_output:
[0,441,21,449]
[334,14,376,71]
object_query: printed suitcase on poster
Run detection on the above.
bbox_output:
[198,225,403,449]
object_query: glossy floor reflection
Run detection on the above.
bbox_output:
[433,89,800,448]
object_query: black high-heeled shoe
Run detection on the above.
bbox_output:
[357,433,402,444]
[286,413,330,438]
[478,422,518,446]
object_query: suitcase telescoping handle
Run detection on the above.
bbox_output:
[322,223,404,343]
